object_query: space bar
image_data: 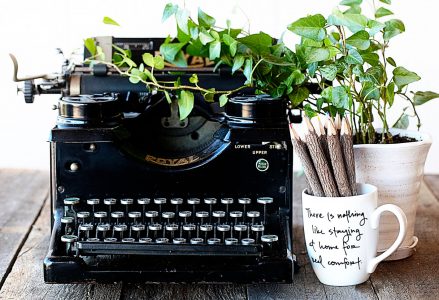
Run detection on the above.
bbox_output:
[77,241,261,256]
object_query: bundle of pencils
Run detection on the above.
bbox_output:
[289,114,357,197]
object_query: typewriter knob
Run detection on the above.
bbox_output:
[23,80,35,103]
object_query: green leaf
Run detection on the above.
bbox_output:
[319,64,338,81]
[384,19,405,41]
[304,103,317,118]
[393,67,421,89]
[198,8,216,28]
[327,9,368,33]
[223,34,237,56]
[345,48,364,64]
[386,82,395,106]
[232,55,245,74]
[322,86,349,109]
[361,52,380,66]
[171,50,188,67]
[142,53,154,68]
[229,41,237,57]
[386,56,396,67]
[162,3,178,22]
[238,32,273,55]
[413,91,439,106]
[393,113,409,129]
[177,25,191,43]
[361,81,380,100]
[379,0,391,4]
[189,74,199,84]
[288,87,310,107]
[103,16,120,26]
[176,9,190,34]
[287,14,327,42]
[209,41,221,60]
[243,58,253,84]
[164,91,172,104]
[219,94,228,107]
[375,7,393,18]
[160,42,186,61]
[84,38,96,56]
[344,5,361,14]
[340,0,362,6]
[304,47,330,64]
[178,90,194,120]
[153,56,165,70]
[203,88,216,102]
[346,30,370,50]
[367,20,385,36]
[199,30,215,45]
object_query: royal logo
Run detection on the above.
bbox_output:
[145,154,200,166]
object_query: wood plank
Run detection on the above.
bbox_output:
[248,174,378,300]
[369,183,439,300]
[0,169,48,287]
[121,283,246,300]
[0,196,122,300]
[424,175,439,201]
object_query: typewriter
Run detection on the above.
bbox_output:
[11,37,303,283]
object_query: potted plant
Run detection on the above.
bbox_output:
[86,0,437,259]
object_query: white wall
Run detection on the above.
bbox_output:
[0,0,438,173]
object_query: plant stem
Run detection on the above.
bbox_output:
[397,92,422,130]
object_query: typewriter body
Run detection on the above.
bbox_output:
[13,37,301,283]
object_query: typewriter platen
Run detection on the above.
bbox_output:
[13,37,302,283]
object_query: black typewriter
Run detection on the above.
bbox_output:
[11,37,303,283]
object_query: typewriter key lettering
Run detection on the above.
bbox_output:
[256,158,269,172]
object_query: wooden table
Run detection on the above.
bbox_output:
[0,169,438,299]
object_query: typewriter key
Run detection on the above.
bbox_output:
[241,238,256,245]
[104,237,117,242]
[165,224,179,240]
[225,238,238,245]
[195,211,209,225]
[128,211,142,225]
[113,224,128,240]
[63,197,80,219]
[251,224,265,243]
[64,197,80,205]
[247,211,260,225]
[94,211,107,224]
[156,237,169,244]
[204,198,216,220]
[183,224,196,240]
[137,198,150,223]
[217,224,231,243]
[261,235,278,249]
[111,211,124,224]
[234,224,248,241]
[221,198,234,221]
[121,198,134,222]
[207,238,221,245]
[171,198,183,214]
[238,198,251,221]
[200,224,213,241]
[145,210,159,223]
[162,211,175,224]
[173,237,186,244]
[139,237,153,243]
[77,211,90,224]
[131,224,145,240]
[257,197,273,225]
[178,210,191,224]
[104,198,117,222]
[61,234,77,255]
[148,223,162,240]
[122,238,135,243]
[229,211,243,225]
[79,224,94,240]
[87,238,100,242]
[187,198,200,221]
[190,237,204,245]
[61,216,74,235]
[212,211,226,224]
[96,224,110,240]
[87,198,100,222]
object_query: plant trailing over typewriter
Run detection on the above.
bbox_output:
[85,1,439,143]
[84,7,312,120]
[286,0,439,143]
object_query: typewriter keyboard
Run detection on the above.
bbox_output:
[60,196,281,256]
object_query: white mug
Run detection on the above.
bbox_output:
[302,183,407,286]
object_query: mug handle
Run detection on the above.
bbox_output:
[367,204,408,274]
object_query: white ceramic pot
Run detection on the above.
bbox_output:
[353,128,432,260]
